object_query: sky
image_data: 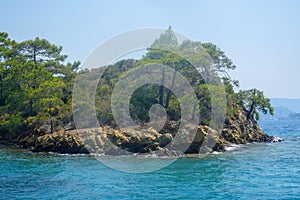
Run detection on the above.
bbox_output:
[1,0,300,98]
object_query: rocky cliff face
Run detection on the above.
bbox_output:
[15,109,273,155]
[213,109,273,151]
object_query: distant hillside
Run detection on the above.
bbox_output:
[271,98,300,113]
[260,98,300,120]
[260,106,293,120]
[284,113,300,120]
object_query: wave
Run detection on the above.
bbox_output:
[224,144,242,151]
[271,136,284,142]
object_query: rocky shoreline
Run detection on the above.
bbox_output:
[0,110,275,155]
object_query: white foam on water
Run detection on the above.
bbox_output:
[272,136,284,142]
[224,144,242,151]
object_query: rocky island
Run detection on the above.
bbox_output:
[0,28,275,155]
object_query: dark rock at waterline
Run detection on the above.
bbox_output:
[214,109,274,151]
[271,137,284,142]
[18,130,89,154]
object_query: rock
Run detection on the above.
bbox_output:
[37,124,51,135]
[15,107,274,155]
[156,133,173,147]
[30,131,89,154]
[271,136,284,142]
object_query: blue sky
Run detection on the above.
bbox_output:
[1,0,300,98]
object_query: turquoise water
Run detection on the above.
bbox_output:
[1,120,299,199]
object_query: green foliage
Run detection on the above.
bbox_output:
[151,26,178,48]
[194,84,227,125]
[0,28,274,139]
[129,84,159,122]
[32,79,66,123]
[0,32,79,135]
[16,37,67,71]
[94,27,273,127]
[238,89,274,120]
[0,112,23,133]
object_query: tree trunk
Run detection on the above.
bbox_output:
[0,75,3,106]
[33,47,37,69]
[192,97,204,121]
[247,102,255,120]
[50,118,53,134]
[29,99,33,116]
[50,102,53,133]
[159,68,165,106]
[247,90,257,120]
[204,67,211,84]
[165,70,177,108]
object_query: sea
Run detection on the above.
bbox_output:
[0,119,299,199]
